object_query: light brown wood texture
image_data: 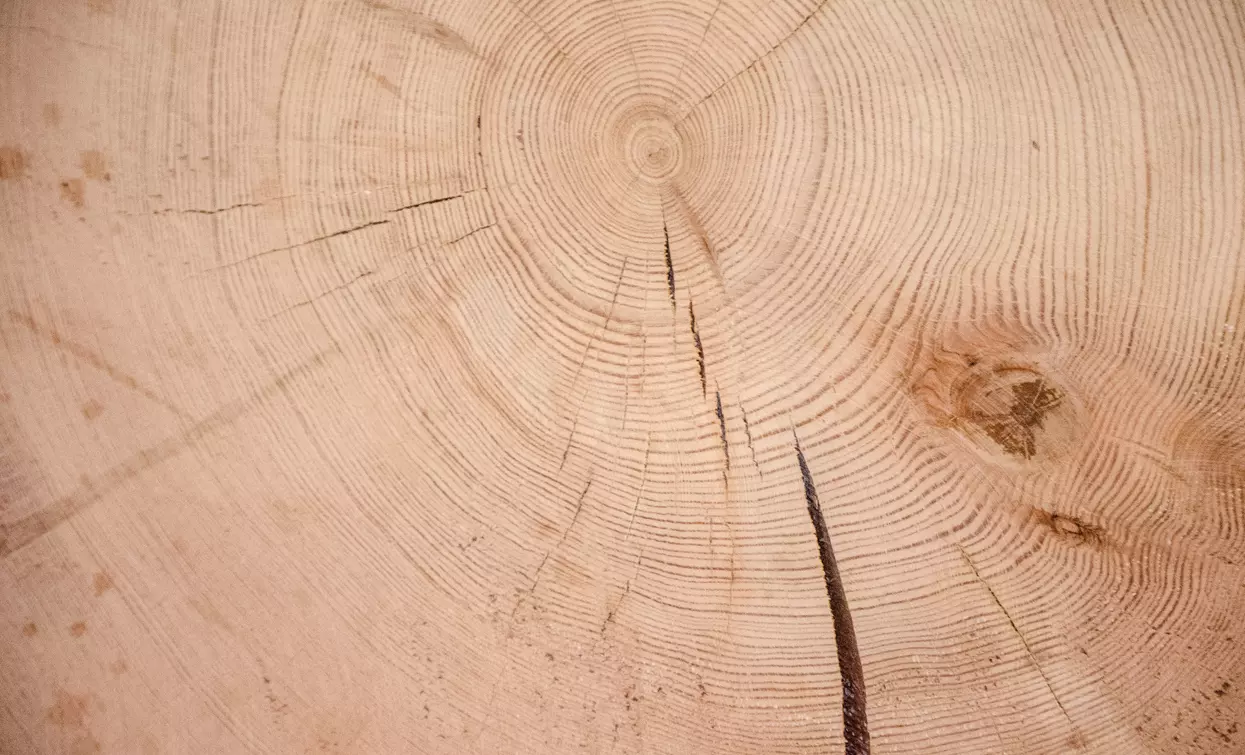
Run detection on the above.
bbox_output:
[2,0,1244,753]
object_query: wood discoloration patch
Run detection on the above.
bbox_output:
[189,596,234,633]
[1174,410,1245,495]
[46,690,89,728]
[81,400,105,420]
[360,63,401,97]
[60,178,86,208]
[70,735,101,755]
[974,377,1063,459]
[1031,508,1107,546]
[80,151,110,181]
[0,397,41,556]
[0,146,27,180]
[667,185,725,289]
[93,571,114,596]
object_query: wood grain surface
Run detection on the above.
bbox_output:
[2,0,1244,752]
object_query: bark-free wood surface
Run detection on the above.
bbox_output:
[2,1,1244,753]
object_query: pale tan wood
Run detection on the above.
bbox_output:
[2,0,1244,753]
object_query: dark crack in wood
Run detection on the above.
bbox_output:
[715,389,729,471]
[663,221,676,310]
[689,298,706,397]
[796,437,869,755]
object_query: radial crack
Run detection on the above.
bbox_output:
[558,258,628,470]
[202,219,392,273]
[389,194,461,213]
[671,0,723,94]
[513,478,593,617]
[689,298,706,397]
[153,201,262,216]
[444,223,497,246]
[260,271,375,323]
[626,433,651,541]
[741,403,761,477]
[796,437,869,755]
[678,0,832,122]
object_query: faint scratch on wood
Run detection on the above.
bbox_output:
[558,258,628,470]
[8,311,192,421]
[359,62,402,97]
[956,545,1075,731]
[625,433,651,541]
[1,345,342,558]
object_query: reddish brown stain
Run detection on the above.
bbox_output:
[70,620,88,637]
[81,400,105,421]
[93,571,114,596]
[976,378,1064,459]
[189,597,234,633]
[1178,418,1245,492]
[43,103,61,126]
[360,0,478,57]
[61,178,86,208]
[110,658,128,675]
[906,318,1084,467]
[46,690,89,728]
[669,184,725,287]
[86,0,114,13]
[70,735,101,755]
[0,146,27,180]
[81,151,110,182]
[1032,508,1106,546]
[360,63,400,97]
[22,621,38,637]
